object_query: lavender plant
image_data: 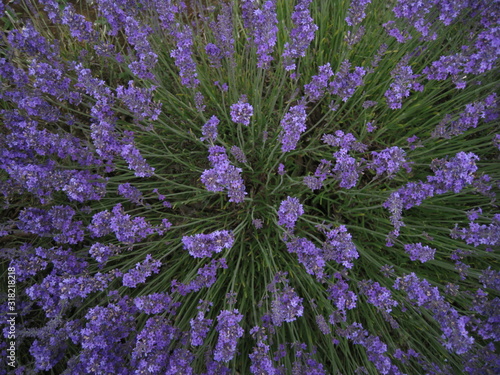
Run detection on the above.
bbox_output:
[1,0,499,374]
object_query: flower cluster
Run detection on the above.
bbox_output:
[371,146,412,177]
[122,254,161,288]
[277,196,304,230]
[328,60,366,102]
[404,243,436,263]
[230,96,254,126]
[282,0,318,71]
[214,309,245,362]
[182,230,235,258]
[270,284,304,326]
[385,57,424,109]
[279,103,308,152]
[201,146,247,203]
[201,115,220,142]
[394,273,475,354]
[2,0,499,373]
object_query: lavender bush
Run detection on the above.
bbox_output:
[1,0,499,374]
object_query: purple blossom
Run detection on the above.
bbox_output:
[479,267,500,291]
[322,225,359,268]
[371,146,412,177]
[116,81,161,122]
[28,60,76,103]
[7,21,59,59]
[450,214,500,247]
[242,0,279,68]
[404,243,436,263]
[123,16,158,80]
[345,26,366,46]
[182,230,235,258]
[358,280,398,313]
[407,135,422,150]
[201,146,247,203]
[61,3,98,42]
[331,148,362,189]
[383,21,412,43]
[279,103,307,152]
[230,146,247,163]
[431,94,497,138]
[134,292,180,315]
[117,183,143,205]
[304,63,334,101]
[322,130,367,152]
[277,196,304,230]
[214,309,244,362]
[122,254,161,288]
[190,310,213,346]
[17,206,84,244]
[304,159,332,190]
[253,218,263,229]
[206,3,235,67]
[249,327,278,374]
[8,244,48,282]
[336,322,398,374]
[131,316,181,374]
[171,259,228,296]
[271,285,304,326]
[230,96,253,126]
[282,0,318,71]
[277,163,286,175]
[427,151,479,194]
[362,100,377,109]
[89,242,122,264]
[316,315,331,335]
[394,273,475,354]
[26,271,117,317]
[369,43,388,71]
[120,132,155,177]
[170,24,199,88]
[329,60,366,102]
[328,275,357,319]
[110,203,155,244]
[286,237,325,279]
[29,319,71,371]
[385,58,424,109]
[366,121,377,132]
[201,115,220,142]
[345,0,371,26]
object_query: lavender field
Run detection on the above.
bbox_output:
[0,0,499,374]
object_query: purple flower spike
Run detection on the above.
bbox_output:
[371,146,412,177]
[329,60,366,102]
[214,309,244,362]
[279,104,307,152]
[122,254,161,288]
[201,115,220,142]
[271,285,304,326]
[278,196,304,230]
[282,0,318,71]
[230,96,254,126]
[385,58,423,110]
[345,0,371,26]
[182,230,235,258]
[242,0,279,69]
[404,243,436,263]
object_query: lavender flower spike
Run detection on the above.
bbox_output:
[182,230,235,258]
[279,103,307,152]
[282,0,318,71]
[214,309,244,362]
[230,95,253,126]
[278,196,304,230]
